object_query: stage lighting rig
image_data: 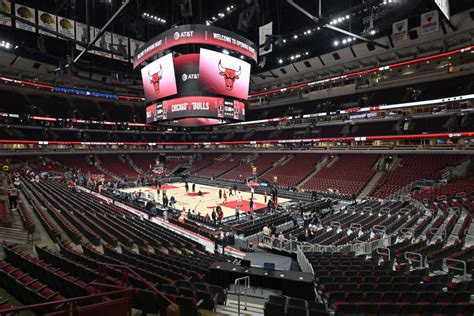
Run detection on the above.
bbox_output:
[0,41,12,50]
[206,4,236,25]
[142,12,167,25]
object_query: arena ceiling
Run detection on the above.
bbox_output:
[1,0,473,85]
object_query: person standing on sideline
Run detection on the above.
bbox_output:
[262,225,270,238]
[185,182,189,192]
[223,190,227,203]
[192,183,196,192]
[216,205,224,224]
[249,198,254,212]
[211,209,217,225]
[235,206,240,220]
[237,192,242,206]
[219,188,222,200]
[264,191,267,203]
[163,209,168,221]
[250,186,254,199]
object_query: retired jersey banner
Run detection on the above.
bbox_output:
[421,10,439,35]
[259,21,273,56]
[0,0,12,26]
[133,24,257,68]
[75,22,91,51]
[112,33,129,61]
[95,29,112,58]
[392,19,408,43]
[38,11,57,37]
[15,4,36,32]
[130,38,144,62]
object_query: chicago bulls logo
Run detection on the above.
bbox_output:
[218,60,241,91]
[148,65,163,94]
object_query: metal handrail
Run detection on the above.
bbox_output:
[400,208,411,215]
[404,252,423,269]
[350,223,362,231]
[235,276,250,315]
[400,228,414,239]
[443,258,467,279]
[373,225,386,235]
[363,207,372,213]
[0,288,134,315]
[376,247,391,261]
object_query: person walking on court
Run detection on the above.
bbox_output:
[223,190,227,203]
[185,182,189,192]
[249,198,254,212]
[237,192,242,206]
[219,188,222,200]
[264,191,268,203]
[229,187,234,196]
[192,183,196,192]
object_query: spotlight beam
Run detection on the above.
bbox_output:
[287,0,389,49]
[72,0,131,66]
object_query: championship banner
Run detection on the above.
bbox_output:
[421,10,439,35]
[392,19,408,43]
[0,0,12,26]
[259,21,273,56]
[14,4,36,33]
[133,24,257,68]
[57,16,74,39]
[112,33,129,61]
[38,11,57,37]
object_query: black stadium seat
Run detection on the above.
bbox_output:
[264,302,286,316]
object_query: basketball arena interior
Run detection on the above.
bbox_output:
[0,0,474,315]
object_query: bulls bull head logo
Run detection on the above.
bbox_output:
[148,65,163,94]
[218,60,241,91]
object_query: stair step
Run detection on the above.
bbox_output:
[217,299,265,316]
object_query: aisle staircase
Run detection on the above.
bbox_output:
[215,299,264,316]
[296,155,334,189]
[124,155,143,174]
[259,155,293,178]
[358,171,384,199]
[0,213,28,244]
